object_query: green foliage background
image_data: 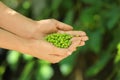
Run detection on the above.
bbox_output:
[0,0,120,80]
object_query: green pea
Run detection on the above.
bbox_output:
[45,33,73,48]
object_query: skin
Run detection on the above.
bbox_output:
[0,28,88,63]
[0,1,88,63]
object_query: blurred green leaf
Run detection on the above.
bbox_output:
[86,52,111,77]
[115,69,120,80]
[19,61,34,80]
[63,10,74,25]
[39,64,53,80]
[81,0,102,5]
[107,6,120,30]
[60,64,72,76]
[87,30,102,53]
[22,54,33,61]
[59,47,82,75]
[51,0,63,11]
[36,60,53,80]
[80,8,95,28]
[7,51,20,70]
[114,43,120,63]
[31,0,47,19]
[22,0,30,9]
[0,65,5,77]
[62,0,73,9]
[2,0,18,9]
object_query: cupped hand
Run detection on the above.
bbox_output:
[30,19,73,39]
[22,34,88,63]
[22,19,89,63]
[21,30,88,63]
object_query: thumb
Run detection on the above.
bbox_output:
[51,19,73,31]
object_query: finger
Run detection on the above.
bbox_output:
[70,37,82,42]
[79,41,85,46]
[67,37,82,55]
[58,30,86,37]
[81,36,89,41]
[68,37,81,52]
[68,41,80,52]
[51,19,73,31]
[71,37,86,46]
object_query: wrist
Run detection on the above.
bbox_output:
[0,29,25,52]
[0,2,38,39]
[26,21,45,39]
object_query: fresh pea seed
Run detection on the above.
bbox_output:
[45,33,73,48]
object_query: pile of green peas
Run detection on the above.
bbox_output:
[45,33,73,48]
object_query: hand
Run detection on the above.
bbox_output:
[20,32,88,63]
[22,28,88,63]
[29,19,73,39]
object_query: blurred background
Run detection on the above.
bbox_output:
[0,0,120,80]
